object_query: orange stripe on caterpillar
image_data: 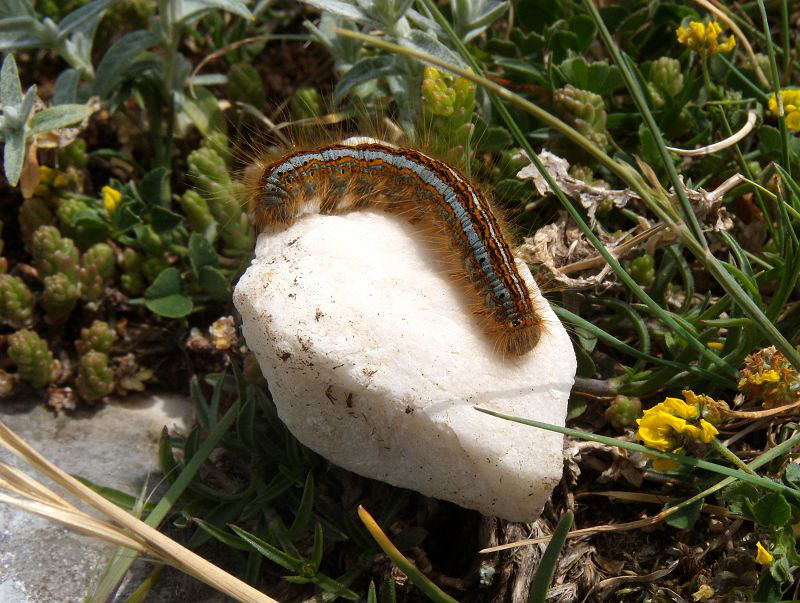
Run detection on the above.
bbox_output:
[246,141,543,356]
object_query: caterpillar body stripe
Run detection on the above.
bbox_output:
[248,141,543,356]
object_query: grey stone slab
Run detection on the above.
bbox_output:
[0,393,227,602]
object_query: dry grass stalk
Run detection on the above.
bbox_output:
[0,419,279,603]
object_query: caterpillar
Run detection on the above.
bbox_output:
[244,141,544,356]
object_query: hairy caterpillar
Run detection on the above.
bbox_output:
[244,140,544,356]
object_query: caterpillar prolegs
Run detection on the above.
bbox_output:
[245,141,544,356]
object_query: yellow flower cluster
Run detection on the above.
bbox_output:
[102,185,122,215]
[739,345,800,408]
[676,21,736,56]
[636,391,720,471]
[34,165,71,198]
[768,90,800,132]
[755,542,774,565]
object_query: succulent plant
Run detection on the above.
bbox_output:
[19,197,55,248]
[179,189,217,241]
[119,248,146,295]
[142,256,170,283]
[76,320,117,355]
[79,242,115,301]
[0,274,35,328]
[648,57,684,108]
[8,329,57,389]
[57,138,88,169]
[188,146,253,254]
[42,272,80,323]
[554,85,609,148]
[56,195,96,246]
[421,66,476,128]
[628,255,656,287]
[30,225,80,282]
[290,86,322,121]
[605,395,642,431]
[76,350,114,402]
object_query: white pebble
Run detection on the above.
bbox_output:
[234,211,576,521]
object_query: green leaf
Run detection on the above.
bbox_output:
[751,492,792,527]
[476,126,513,152]
[144,267,192,317]
[139,166,170,206]
[0,53,22,107]
[145,267,182,298]
[176,0,253,23]
[112,202,141,233]
[333,55,398,105]
[3,124,25,186]
[191,517,252,551]
[93,30,159,98]
[309,522,324,572]
[528,511,573,603]
[716,481,759,516]
[150,205,183,233]
[664,499,702,530]
[52,68,81,104]
[380,578,397,603]
[558,56,624,96]
[28,104,92,134]
[783,463,800,490]
[144,293,193,318]
[565,395,588,421]
[198,265,229,301]
[188,233,219,273]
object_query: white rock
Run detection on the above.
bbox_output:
[234,211,576,522]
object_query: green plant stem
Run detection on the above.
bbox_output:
[711,438,759,476]
[699,55,716,101]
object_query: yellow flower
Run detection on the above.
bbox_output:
[739,346,800,407]
[768,90,800,132]
[651,457,682,472]
[755,541,774,565]
[676,20,736,56]
[637,406,688,452]
[102,185,122,215]
[34,165,72,198]
[636,391,721,471]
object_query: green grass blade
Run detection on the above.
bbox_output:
[553,306,736,388]
[230,524,304,571]
[474,407,800,501]
[527,511,573,603]
[288,472,315,539]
